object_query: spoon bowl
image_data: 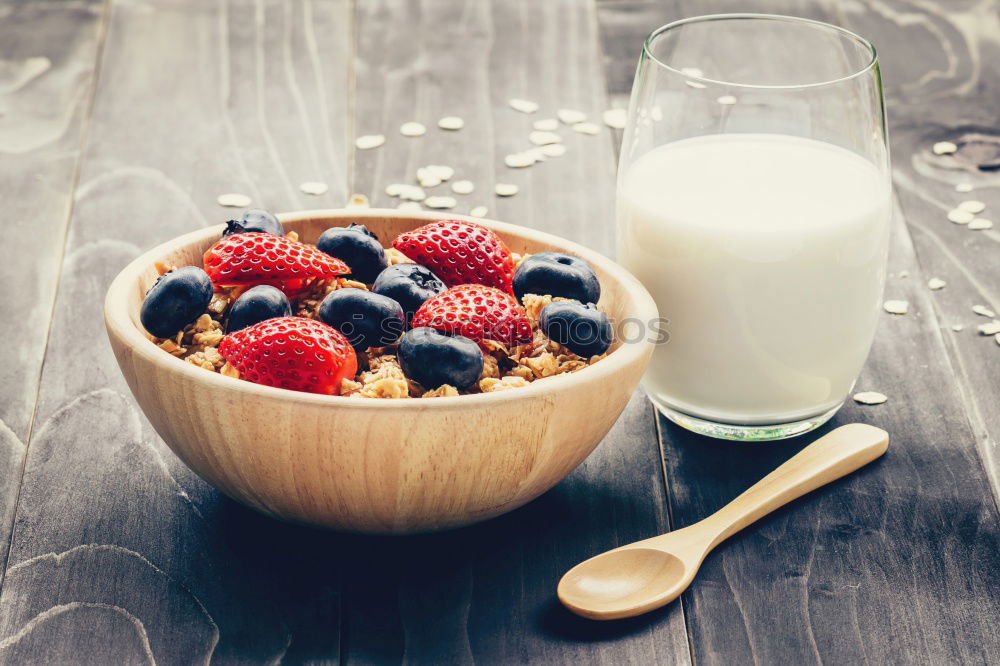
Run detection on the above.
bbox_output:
[558,423,889,620]
[558,548,692,620]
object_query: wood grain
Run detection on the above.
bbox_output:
[0,0,106,585]
[0,0,353,662]
[597,0,1000,663]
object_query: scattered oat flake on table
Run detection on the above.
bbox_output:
[347,193,370,208]
[469,206,488,218]
[417,173,442,188]
[680,66,704,77]
[437,116,464,130]
[504,152,536,168]
[853,391,887,405]
[533,118,558,131]
[526,147,549,162]
[557,108,587,125]
[717,95,738,105]
[968,218,993,230]
[955,182,974,193]
[883,300,909,315]
[932,141,957,155]
[450,180,474,195]
[529,130,561,146]
[495,183,519,197]
[299,181,328,195]
[393,184,426,202]
[423,165,454,181]
[973,305,996,317]
[602,108,627,129]
[509,98,539,114]
[951,324,965,332]
[400,122,426,137]
[355,134,385,150]
[217,193,252,207]
[977,320,1000,335]
[928,278,946,290]
[424,195,457,209]
[541,143,567,157]
[948,209,974,224]
[958,200,986,214]
[572,122,600,135]
[385,183,405,197]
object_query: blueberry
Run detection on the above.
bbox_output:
[539,301,612,357]
[512,252,600,304]
[371,264,446,322]
[316,224,388,283]
[140,266,214,338]
[397,327,483,389]
[226,285,292,333]
[222,209,284,237]
[318,288,405,350]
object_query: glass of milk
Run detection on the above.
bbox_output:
[617,14,890,441]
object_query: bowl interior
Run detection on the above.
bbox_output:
[109,209,658,404]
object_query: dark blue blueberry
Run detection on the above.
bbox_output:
[316,223,388,283]
[397,327,483,389]
[318,288,405,350]
[222,209,284,237]
[371,263,446,322]
[539,301,612,357]
[226,285,292,333]
[140,266,214,338]
[512,252,600,304]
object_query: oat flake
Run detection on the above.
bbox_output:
[572,122,600,135]
[948,209,974,224]
[509,98,539,114]
[495,183,519,197]
[469,206,488,218]
[853,391,887,405]
[717,95,738,105]
[541,144,567,157]
[602,108,627,129]
[529,130,561,146]
[932,141,958,155]
[347,193,370,208]
[951,324,965,332]
[424,195,457,209]
[299,181,328,196]
[451,180,474,195]
[928,278,946,290]
[968,218,993,230]
[883,300,909,315]
[557,108,587,125]
[355,134,386,150]
[216,193,251,207]
[955,183,974,193]
[437,116,464,130]
[977,320,1000,336]
[973,305,997,317]
[958,200,986,214]
[505,152,536,168]
[423,165,454,181]
[400,122,426,137]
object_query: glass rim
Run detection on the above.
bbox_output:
[642,13,879,90]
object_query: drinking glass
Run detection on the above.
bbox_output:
[617,14,890,441]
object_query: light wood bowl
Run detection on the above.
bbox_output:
[104,209,657,534]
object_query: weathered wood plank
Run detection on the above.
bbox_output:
[344,0,689,663]
[833,0,1000,496]
[0,0,106,584]
[597,0,1000,663]
[0,0,352,662]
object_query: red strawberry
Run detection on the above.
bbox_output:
[204,232,349,295]
[219,316,357,395]
[412,284,532,345]
[392,220,515,292]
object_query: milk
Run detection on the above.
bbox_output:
[618,133,890,425]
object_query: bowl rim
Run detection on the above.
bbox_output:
[104,208,658,409]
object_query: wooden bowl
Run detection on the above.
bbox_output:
[104,209,657,534]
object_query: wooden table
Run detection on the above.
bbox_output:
[1,0,997,663]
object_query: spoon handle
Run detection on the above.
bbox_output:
[696,423,889,550]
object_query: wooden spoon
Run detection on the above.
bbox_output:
[558,423,889,620]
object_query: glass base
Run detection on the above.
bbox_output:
[651,397,842,442]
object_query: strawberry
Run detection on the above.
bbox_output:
[204,232,349,295]
[219,316,357,395]
[411,284,532,345]
[392,220,515,292]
